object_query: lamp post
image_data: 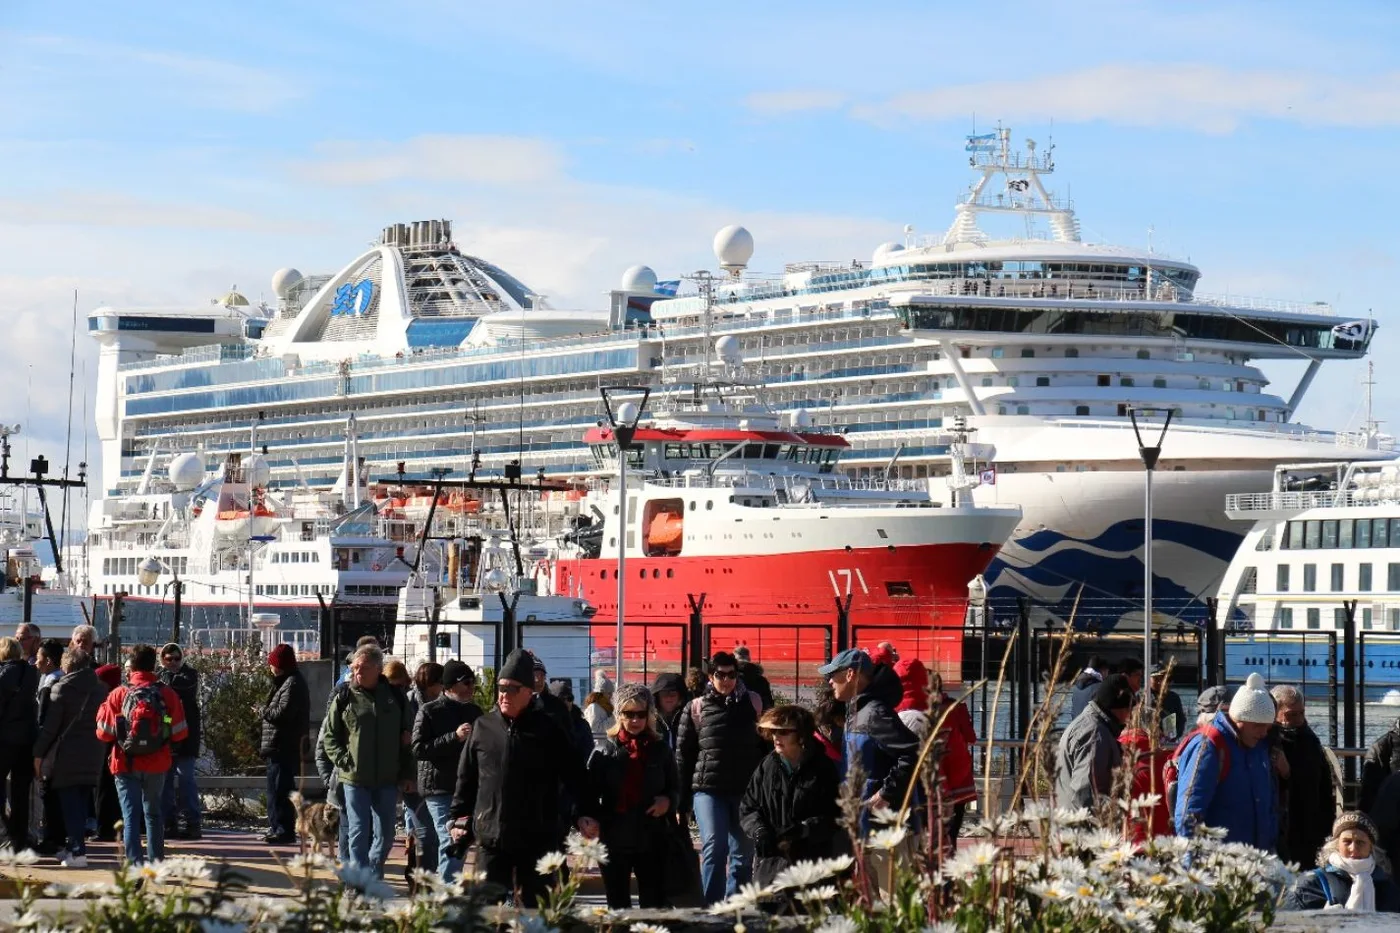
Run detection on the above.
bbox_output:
[601,385,651,685]
[968,574,989,744]
[1129,407,1174,686]
[139,555,182,644]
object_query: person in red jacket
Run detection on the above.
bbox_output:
[926,672,978,848]
[1118,728,1173,843]
[95,644,187,865]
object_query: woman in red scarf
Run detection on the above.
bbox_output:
[585,683,679,908]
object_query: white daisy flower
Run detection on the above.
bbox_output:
[796,884,840,903]
[535,852,567,875]
[866,826,908,850]
[771,860,842,890]
[564,831,609,868]
[814,917,857,933]
[630,924,671,933]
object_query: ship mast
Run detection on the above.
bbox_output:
[946,125,1079,244]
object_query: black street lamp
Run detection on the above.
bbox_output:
[1129,406,1175,683]
[600,385,651,684]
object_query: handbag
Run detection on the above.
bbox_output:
[664,816,703,907]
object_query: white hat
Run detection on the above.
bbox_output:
[1228,673,1275,725]
[593,669,615,697]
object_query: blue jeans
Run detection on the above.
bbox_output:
[343,783,398,876]
[693,791,752,905]
[115,771,166,865]
[58,787,92,857]
[404,793,438,875]
[423,794,461,881]
[162,756,200,829]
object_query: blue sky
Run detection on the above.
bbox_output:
[3,0,1400,465]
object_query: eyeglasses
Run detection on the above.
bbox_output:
[497,683,529,695]
[767,728,796,736]
[619,709,648,720]
[712,670,738,681]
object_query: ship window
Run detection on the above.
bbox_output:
[1277,565,1290,592]
[1279,607,1293,628]
[885,581,915,597]
[1376,518,1391,549]
[990,348,1003,359]
[1331,563,1344,591]
[1358,520,1373,548]
[1120,377,1134,387]
[706,501,713,510]
[1392,608,1400,632]
[1322,521,1339,549]
[1307,608,1321,630]
[960,347,970,359]
[1137,350,1150,359]
[1305,521,1321,549]
[1065,348,1079,358]
[764,444,780,459]
[742,444,763,459]
[1364,607,1374,629]
[1303,564,1316,592]
[1153,378,1167,389]
[1389,563,1400,590]
[1360,563,1373,591]
[665,444,684,458]
[1240,567,1257,593]
[1076,406,1090,416]
[1007,376,1018,387]
[1021,348,1035,358]
[1016,405,1030,415]
[980,377,993,387]
[1097,375,1110,387]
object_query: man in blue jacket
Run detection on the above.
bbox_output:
[822,648,919,828]
[1173,672,1278,849]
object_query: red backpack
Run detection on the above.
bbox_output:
[120,684,173,759]
[1163,724,1230,813]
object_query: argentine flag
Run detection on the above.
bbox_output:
[965,133,996,152]
[654,280,680,297]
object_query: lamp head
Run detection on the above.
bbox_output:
[616,401,639,428]
[138,556,163,587]
[966,574,988,607]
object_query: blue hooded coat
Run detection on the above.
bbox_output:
[1172,710,1277,849]
[843,664,920,825]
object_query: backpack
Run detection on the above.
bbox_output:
[1163,724,1230,813]
[119,684,173,758]
[689,691,762,730]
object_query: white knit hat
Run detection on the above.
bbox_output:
[1228,673,1275,725]
[593,670,615,697]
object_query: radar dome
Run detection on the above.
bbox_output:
[790,408,812,429]
[620,265,658,294]
[873,242,905,261]
[271,268,304,299]
[245,453,271,488]
[713,225,754,273]
[168,452,205,491]
[715,335,743,365]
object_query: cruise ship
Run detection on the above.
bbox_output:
[85,128,1387,642]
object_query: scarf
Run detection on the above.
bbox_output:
[615,728,650,812]
[1327,852,1377,912]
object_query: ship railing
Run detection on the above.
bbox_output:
[642,471,925,496]
[1225,490,1368,512]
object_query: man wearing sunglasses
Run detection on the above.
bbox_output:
[449,649,598,905]
[676,651,766,905]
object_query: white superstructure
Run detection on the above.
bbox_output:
[85,130,1389,630]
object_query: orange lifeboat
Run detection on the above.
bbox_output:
[644,502,684,556]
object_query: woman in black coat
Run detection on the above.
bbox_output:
[740,704,841,889]
[586,683,679,909]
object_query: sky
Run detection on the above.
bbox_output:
[2,0,1400,477]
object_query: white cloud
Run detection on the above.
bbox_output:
[852,63,1400,134]
[289,135,567,187]
[0,191,281,232]
[744,89,850,116]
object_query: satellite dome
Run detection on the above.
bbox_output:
[620,265,658,293]
[713,225,754,273]
[715,335,743,366]
[219,287,250,307]
[271,268,304,299]
[790,408,812,429]
[874,242,905,261]
[168,452,205,491]
[245,453,271,488]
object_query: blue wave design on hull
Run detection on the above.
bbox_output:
[984,519,1244,627]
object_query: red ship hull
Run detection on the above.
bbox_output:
[555,540,1001,686]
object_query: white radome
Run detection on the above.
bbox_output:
[715,335,743,365]
[167,452,205,491]
[874,242,905,260]
[713,225,754,271]
[790,408,812,429]
[245,453,271,488]
[620,264,658,294]
[271,268,303,299]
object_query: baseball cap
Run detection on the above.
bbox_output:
[818,648,872,678]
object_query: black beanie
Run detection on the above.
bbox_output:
[498,649,536,687]
[1094,673,1134,712]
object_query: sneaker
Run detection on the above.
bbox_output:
[60,853,88,868]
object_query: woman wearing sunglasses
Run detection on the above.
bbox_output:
[739,704,842,891]
[586,683,679,909]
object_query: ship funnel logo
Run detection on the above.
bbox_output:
[331,279,375,317]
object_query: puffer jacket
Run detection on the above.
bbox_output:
[1284,861,1400,911]
[933,694,978,806]
[412,694,482,797]
[33,666,107,789]
[1118,728,1172,842]
[844,664,920,807]
[1275,723,1336,869]
[1362,719,1400,812]
[450,702,593,853]
[159,663,201,758]
[1173,710,1277,850]
[0,659,39,746]
[739,743,840,887]
[586,732,678,853]
[321,680,413,789]
[1068,670,1104,720]
[1054,701,1123,809]
[259,668,311,760]
[676,682,766,803]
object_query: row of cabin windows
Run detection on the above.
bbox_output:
[1278,606,1400,631]
[255,583,334,596]
[1280,518,1400,550]
[271,551,320,564]
[660,443,839,465]
[102,556,190,577]
[1274,562,1397,592]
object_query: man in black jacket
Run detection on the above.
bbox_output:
[529,653,586,757]
[822,648,919,825]
[449,649,597,906]
[675,651,766,905]
[1271,684,1336,868]
[259,644,311,845]
[159,643,203,839]
[0,639,39,847]
[1362,717,1400,812]
[414,660,481,881]
[733,647,775,711]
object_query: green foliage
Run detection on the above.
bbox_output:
[472,666,496,712]
[190,641,272,775]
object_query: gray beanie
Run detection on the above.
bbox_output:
[613,682,652,713]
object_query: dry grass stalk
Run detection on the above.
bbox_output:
[979,627,1018,822]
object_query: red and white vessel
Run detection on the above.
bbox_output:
[551,386,1021,674]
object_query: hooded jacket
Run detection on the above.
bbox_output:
[739,742,841,887]
[651,672,688,751]
[1173,710,1277,850]
[0,658,39,746]
[450,700,593,852]
[1362,718,1400,812]
[843,664,920,808]
[1118,728,1173,841]
[1068,669,1104,721]
[158,663,201,758]
[1054,700,1123,809]
[95,670,189,774]
[1274,722,1337,869]
[737,660,774,711]
[412,693,483,797]
[676,681,766,802]
[321,678,413,788]
[259,667,311,761]
[33,666,106,789]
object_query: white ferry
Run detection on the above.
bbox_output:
[85,129,1386,640]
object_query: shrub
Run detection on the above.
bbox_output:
[190,641,272,775]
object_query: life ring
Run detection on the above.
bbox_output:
[372,562,383,572]
[533,559,553,588]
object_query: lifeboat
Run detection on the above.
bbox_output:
[643,500,684,556]
[215,505,280,537]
